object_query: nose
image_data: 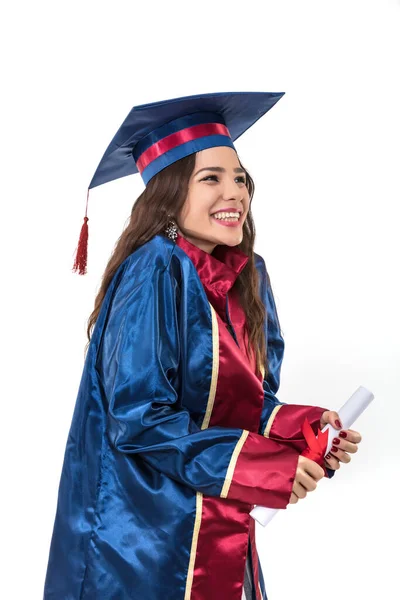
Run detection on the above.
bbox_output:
[221,177,244,203]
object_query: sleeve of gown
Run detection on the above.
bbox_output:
[256,255,335,478]
[97,261,303,509]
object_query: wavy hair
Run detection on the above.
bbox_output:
[85,153,268,377]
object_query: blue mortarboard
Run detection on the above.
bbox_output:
[73,90,285,274]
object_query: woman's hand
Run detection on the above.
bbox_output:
[320,410,362,471]
[289,455,325,504]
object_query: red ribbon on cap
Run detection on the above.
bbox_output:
[300,417,329,476]
[136,122,230,173]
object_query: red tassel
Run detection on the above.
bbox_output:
[72,190,90,275]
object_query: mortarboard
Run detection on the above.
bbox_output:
[73,90,285,275]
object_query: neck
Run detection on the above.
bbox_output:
[176,228,216,254]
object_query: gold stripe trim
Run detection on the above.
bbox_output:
[220,430,249,498]
[263,404,283,437]
[259,362,265,381]
[201,303,219,430]
[185,303,219,597]
[258,580,263,599]
[184,491,203,600]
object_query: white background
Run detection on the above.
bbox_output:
[2,1,399,598]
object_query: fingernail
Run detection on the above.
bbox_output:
[335,419,342,428]
[325,453,332,459]
[331,446,339,453]
[332,438,340,445]
[339,431,347,438]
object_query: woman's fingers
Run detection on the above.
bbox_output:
[320,410,342,430]
[297,469,318,492]
[324,453,341,470]
[290,477,319,504]
[334,439,358,454]
[330,446,351,463]
[290,427,364,503]
[330,429,362,463]
[339,429,362,444]
[298,455,325,481]
[292,481,308,499]
[289,454,333,506]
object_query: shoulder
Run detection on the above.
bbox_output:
[94,236,183,343]
[254,251,265,273]
[109,234,192,305]
[113,234,174,286]
[122,234,196,276]
[254,251,271,288]
[122,234,175,275]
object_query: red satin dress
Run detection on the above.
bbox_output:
[175,233,265,600]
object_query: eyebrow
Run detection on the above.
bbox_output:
[194,166,245,177]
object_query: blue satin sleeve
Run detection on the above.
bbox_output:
[96,262,254,497]
[255,255,287,435]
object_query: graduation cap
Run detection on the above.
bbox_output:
[73,90,285,275]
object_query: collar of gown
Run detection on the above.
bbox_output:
[174,232,249,300]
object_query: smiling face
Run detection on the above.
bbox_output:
[175,146,250,253]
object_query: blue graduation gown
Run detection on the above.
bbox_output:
[43,233,328,600]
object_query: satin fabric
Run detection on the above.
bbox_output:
[175,234,266,600]
[88,91,285,189]
[43,233,328,599]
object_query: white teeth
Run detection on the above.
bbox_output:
[212,212,240,220]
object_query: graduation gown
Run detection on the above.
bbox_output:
[43,232,328,600]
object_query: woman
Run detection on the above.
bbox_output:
[43,92,362,599]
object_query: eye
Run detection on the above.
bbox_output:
[201,175,219,182]
[201,175,247,184]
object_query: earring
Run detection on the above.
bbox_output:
[164,218,178,241]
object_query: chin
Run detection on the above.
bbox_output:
[215,231,243,247]
[181,225,243,249]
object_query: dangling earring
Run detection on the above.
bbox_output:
[164,217,178,241]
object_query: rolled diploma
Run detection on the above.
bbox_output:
[250,385,374,527]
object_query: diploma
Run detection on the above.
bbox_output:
[250,385,374,527]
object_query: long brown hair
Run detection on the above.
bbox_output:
[85,152,268,376]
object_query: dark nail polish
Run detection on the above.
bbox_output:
[325,453,332,459]
[331,446,339,453]
[335,419,342,428]
[333,437,340,445]
[339,431,347,439]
